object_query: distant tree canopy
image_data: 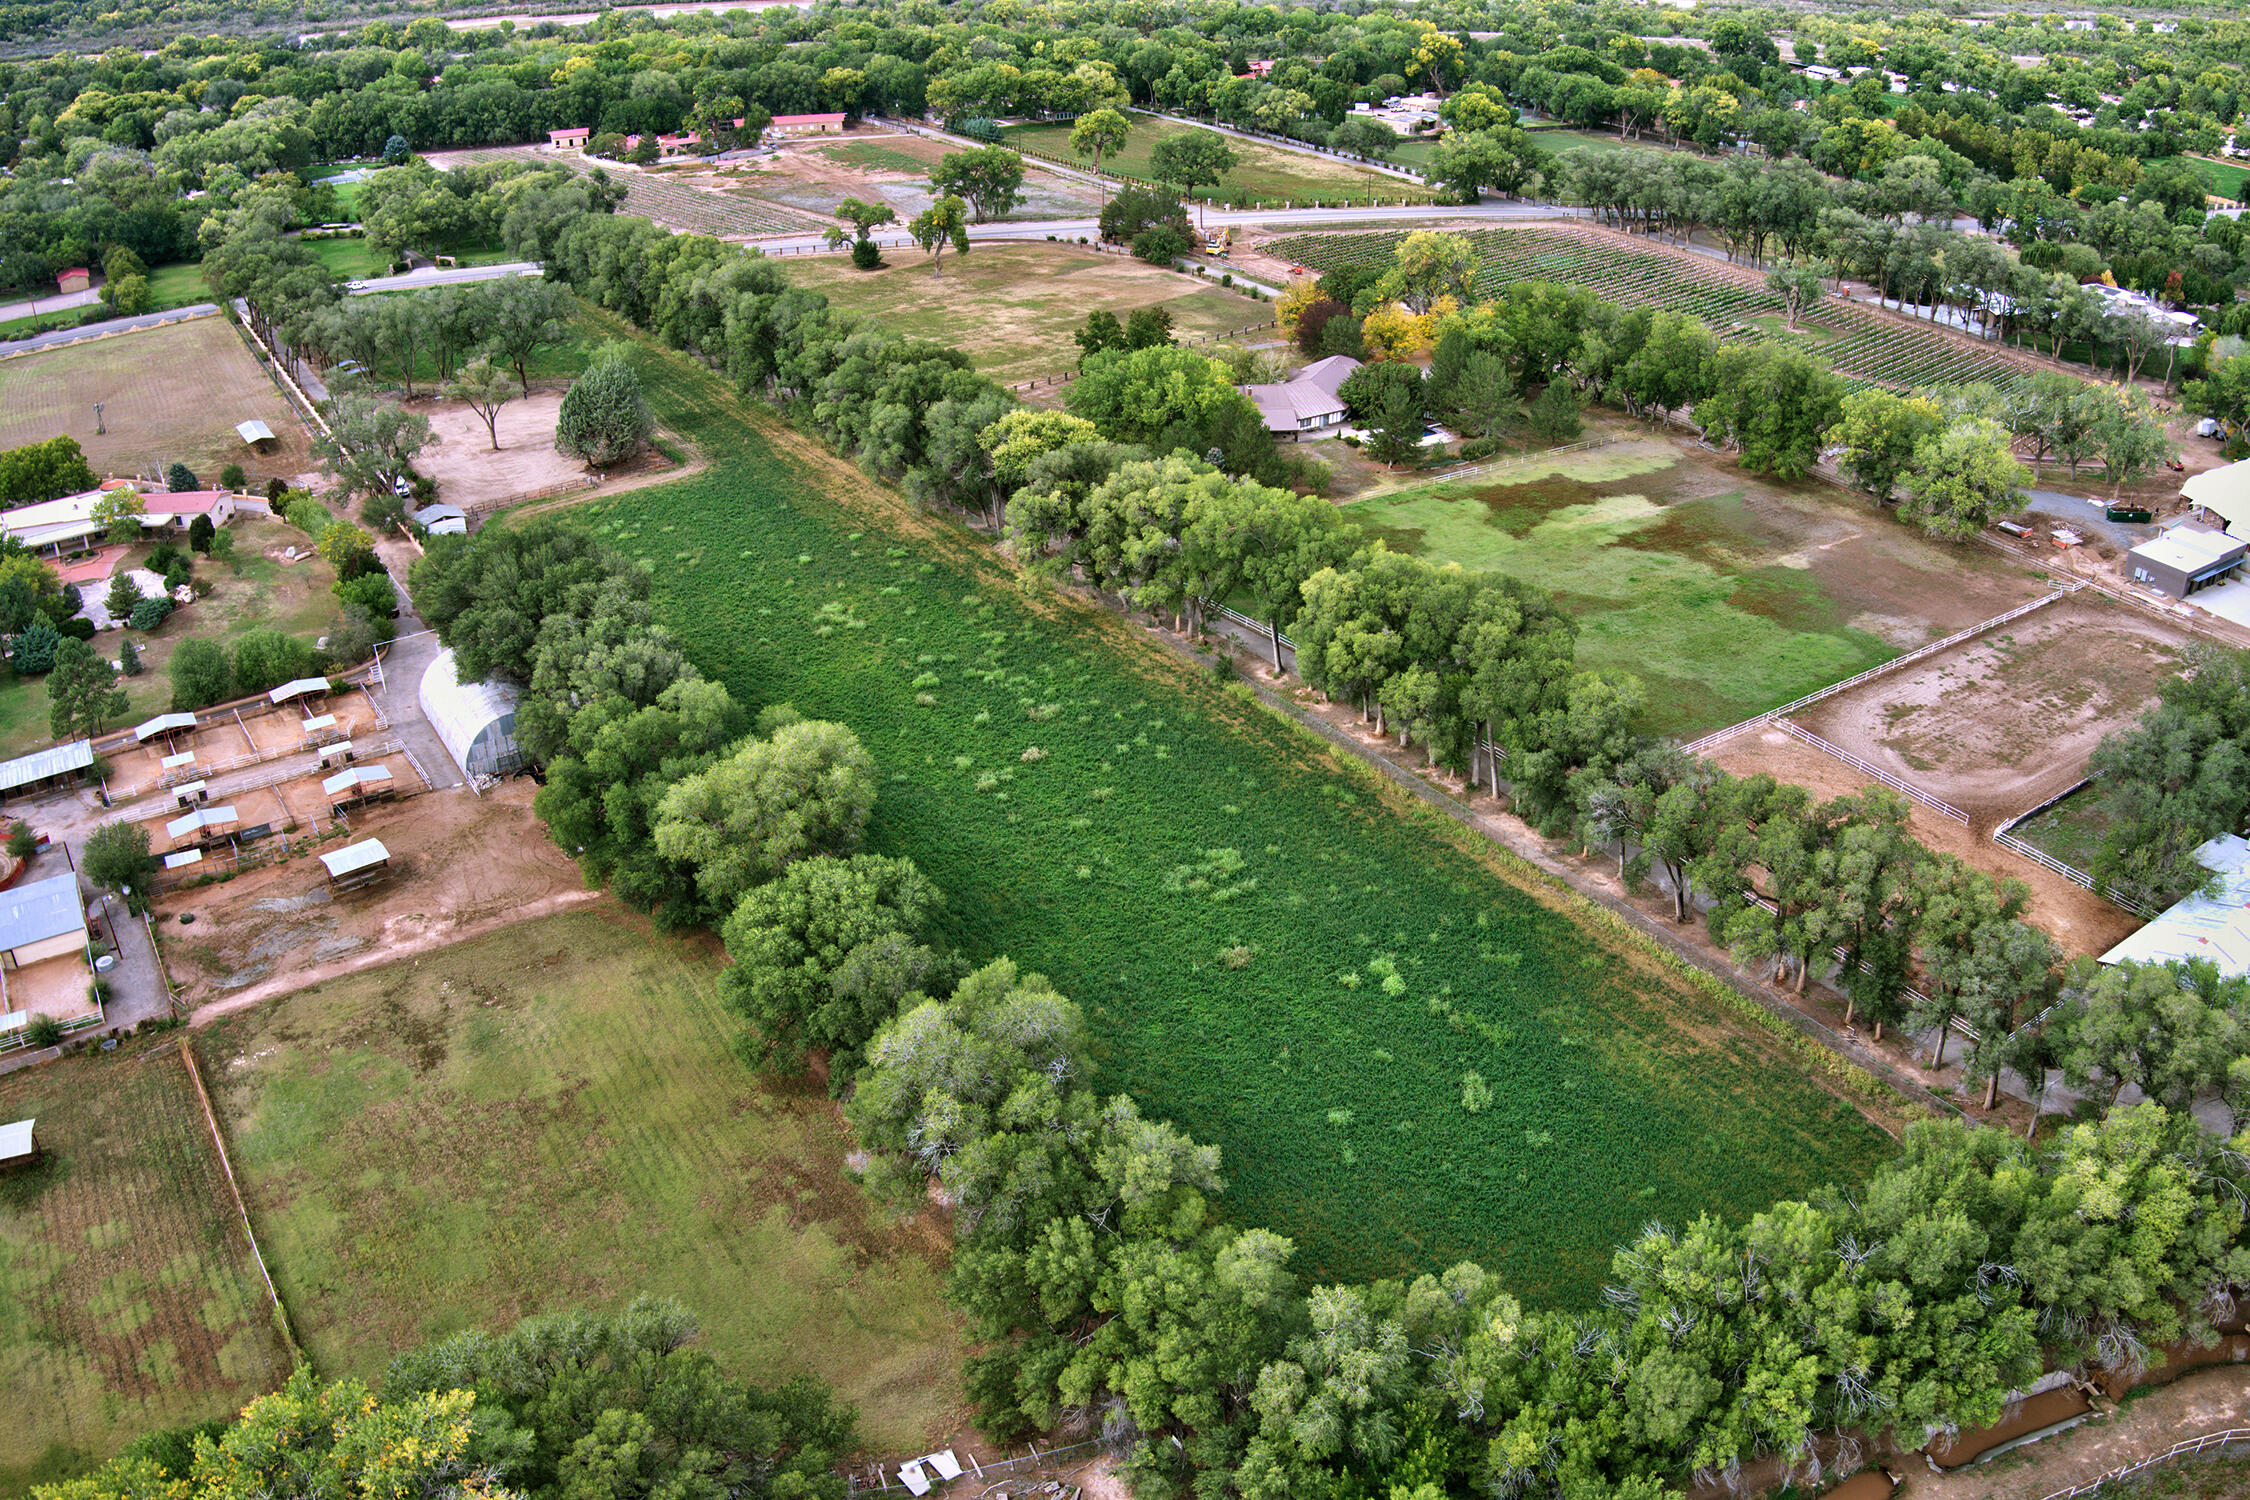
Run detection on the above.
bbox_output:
[0,436,96,505]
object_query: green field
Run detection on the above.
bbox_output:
[1003,111,1428,205]
[777,243,1262,387]
[1347,445,1915,739]
[2010,787,2111,873]
[0,1043,295,1496]
[309,236,389,280]
[198,911,965,1453]
[2188,155,2250,203]
[562,317,1898,1299]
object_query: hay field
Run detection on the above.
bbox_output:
[197,909,966,1453]
[0,1042,294,1496]
[0,316,314,487]
[779,243,1262,387]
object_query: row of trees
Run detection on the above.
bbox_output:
[41,1299,854,1500]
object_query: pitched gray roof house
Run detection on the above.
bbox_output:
[1242,356,1363,440]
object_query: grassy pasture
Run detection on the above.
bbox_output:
[0,1043,294,1496]
[2188,155,2250,203]
[777,244,1261,387]
[1003,112,1423,203]
[1345,443,2046,740]
[562,314,1899,1299]
[199,911,965,1454]
[0,315,312,484]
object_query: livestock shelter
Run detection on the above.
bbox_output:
[0,1119,37,1174]
[2126,524,2247,598]
[419,648,525,782]
[134,711,199,748]
[268,677,331,708]
[319,838,391,892]
[165,805,239,849]
[2102,834,2250,975]
[236,419,276,452]
[322,764,395,814]
[0,873,87,969]
[0,741,92,802]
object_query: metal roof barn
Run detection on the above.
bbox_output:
[0,872,86,957]
[0,740,92,797]
[418,648,525,781]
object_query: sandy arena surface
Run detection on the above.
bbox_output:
[417,392,588,510]
[161,780,592,1009]
[1786,592,2194,830]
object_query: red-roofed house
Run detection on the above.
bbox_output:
[56,268,91,294]
[548,126,592,150]
[655,131,703,156]
[769,112,846,136]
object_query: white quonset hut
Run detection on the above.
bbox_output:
[419,648,526,782]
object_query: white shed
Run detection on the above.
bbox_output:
[418,648,525,781]
[0,873,87,968]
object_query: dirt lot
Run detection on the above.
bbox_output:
[161,779,590,1007]
[417,391,590,509]
[0,315,316,489]
[719,128,1102,223]
[1788,592,2192,829]
[103,687,384,801]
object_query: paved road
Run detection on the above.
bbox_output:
[748,197,1581,257]
[0,302,220,357]
[346,261,541,292]
[0,286,99,323]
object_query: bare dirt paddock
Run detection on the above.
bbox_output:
[160,780,592,1008]
[1785,591,2192,829]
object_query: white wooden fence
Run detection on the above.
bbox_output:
[2035,1426,2250,1500]
[1773,718,1968,824]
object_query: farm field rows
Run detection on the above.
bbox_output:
[776,243,1264,387]
[1265,225,2038,392]
[1003,111,1434,206]
[0,1043,294,1496]
[568,313,1900,1300]
[198,910,965,1453]
[1346,436,2051,740]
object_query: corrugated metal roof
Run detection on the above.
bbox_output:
[419,648,522,780]
[165,806,237,838]
[268,677,331,705]
[2102,835,2250,974]
[0,872,85,952]
[0,1118,32,1162]
[319,839,390,877]
[0,740,92,793]
[235,419,274,443]
[163,849,204,870]
[322,766,392,795]
[134,712,198,742]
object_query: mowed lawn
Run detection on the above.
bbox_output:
[0,315,314,482]
[198,911,966,1453]
[564,313,1899,1301]
[1004,112,1423,203]
[780,243,1262,386]
[1347,441,2045,739]
[0,1044,294,1496]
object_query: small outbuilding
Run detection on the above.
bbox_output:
[319,838,391,891]
[548,126,592,150]
[57,268,91,295]
[0,1118,39,1174]
[235,419,276,453]
[419,648,525,782]
[0,872,88,969]
[268,677,332,708]
[768,112,846,135]
[2126,524,2247,598]
[405,503,467,536]
[0,741,93,802]
[1242,355,1362,440]
[323,765,395,813]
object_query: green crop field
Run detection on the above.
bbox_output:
[0,1043,294,1497]
[556,315,1900,1300]
[198,911,965,1454]
[777,244,1262,387]
[2188,155,2250,203]
[1003,112,1429,205]
[1343,442,2047,740]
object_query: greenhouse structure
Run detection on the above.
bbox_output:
[419,648,526,782]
